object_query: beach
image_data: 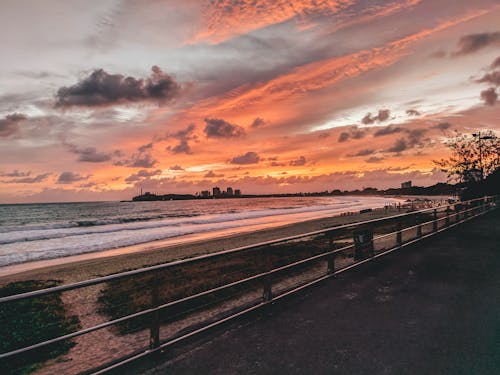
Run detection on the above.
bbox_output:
[0,205,404,285]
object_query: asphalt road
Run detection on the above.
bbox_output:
[134,210,500,375]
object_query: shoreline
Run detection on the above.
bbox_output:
[0,206,404,285]
[0,195,451,285]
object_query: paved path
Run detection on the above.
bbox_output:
[137,211,500,375]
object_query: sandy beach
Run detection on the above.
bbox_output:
[0,206,404,286]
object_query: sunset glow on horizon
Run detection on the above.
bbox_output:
[1,0,499,203]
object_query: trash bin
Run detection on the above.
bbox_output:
[353,228,374,261]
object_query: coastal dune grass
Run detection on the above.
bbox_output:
[0,280,80,375]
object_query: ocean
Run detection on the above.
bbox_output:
[0,196,400,267]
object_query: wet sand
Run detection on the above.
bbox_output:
[0,207,402,285]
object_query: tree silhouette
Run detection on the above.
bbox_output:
[434,130,499,183]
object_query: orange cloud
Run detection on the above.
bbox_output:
[190,0,355,44]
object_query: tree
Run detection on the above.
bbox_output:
[434,130,499,183]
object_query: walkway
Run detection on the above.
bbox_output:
[132,210,500,375]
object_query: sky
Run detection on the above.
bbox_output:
[0,0,499,203]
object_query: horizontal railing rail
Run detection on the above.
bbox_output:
[0,195,497,374]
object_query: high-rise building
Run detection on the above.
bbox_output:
[226,187,233,196]
[201,190,210,198]
[234,189,241,196]
[212,187,221,197]
[401,181,412,189]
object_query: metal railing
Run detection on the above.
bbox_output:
[0,196,497,374]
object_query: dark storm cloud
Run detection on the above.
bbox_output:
[204,118,245,138]
[125,169,162,183]
[453,32,500,56]
[289,156,306,166]
[229,151,260,165]
[480,87,498,106]
[0,113,27,137]
[348,149,375,157]
[55,66,179,107]
[56,172,90,184]
[250,117,266,128]
[166,124,197,154]
[406,128,428,147]
[386,138,408,153]
[65,143,112,163]
[373,125,402,137]
[406,109,421,116]
[1,173,51,184]
[477,71,500,86]
[361,109,391,124]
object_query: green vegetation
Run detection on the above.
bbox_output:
[0,280,80,375]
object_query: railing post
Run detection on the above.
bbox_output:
[262,251,272,302]
[433,209,438,232]
[149,272,160,350]
[326,235,335,275]
[445,208,450,226]
[396,221,402,246]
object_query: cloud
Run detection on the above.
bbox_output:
[230,151,260,164]
[204,170,225,178]
[125,169,162,183]
[406,128,427,147]
[270,161,286,167]
[166,124,197,154]
[480,87,498,106]
[1,173,51,184]
[55,66,179,107]
[453,32,500,56]
[169,165,184,171]
[338,131,350,142]
[366,156,385,163]
[250,117,266,128]
[349,149,375,157]
[491,56,500,69]
[373,125,402,137]
[64,143,112,163]
[0,170,31,177]
[138,143,153,153]
[289,156,307,166]
[361,109,391,124]
[56,172,90,184]
[204,118,245,138]
[338,126,368,142]
[386,138,408,153]
[114,152,158,168]
[0,113,27,137]
[477,71,500,86]
[434,122,451,131]
[406,109,421,116]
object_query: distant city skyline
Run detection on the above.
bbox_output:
[0,1,499,203]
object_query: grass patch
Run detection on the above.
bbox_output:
[0,280,80,375]
[98,233,338,335]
